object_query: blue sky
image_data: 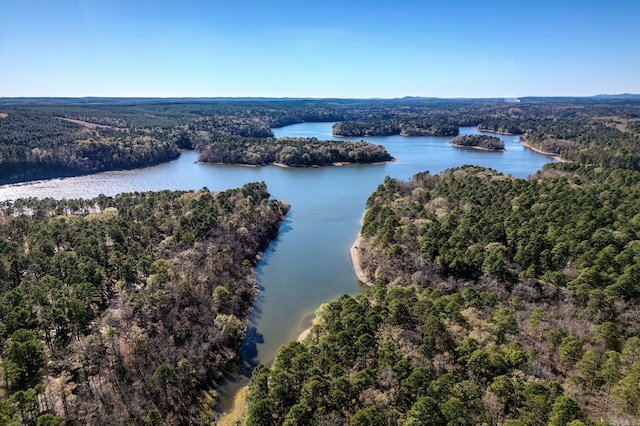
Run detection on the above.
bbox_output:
[1,0,639,98]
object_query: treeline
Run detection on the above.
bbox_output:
[197,136,393,167]
[332,116,459,137]
[3,97,640,183]
[0,110,179,184]
[449,135,505,151]
[0,183,289,424]
[472,102,640,171]
[479,115,640,170]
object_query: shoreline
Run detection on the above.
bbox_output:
[520,139,568,163]
[333,131,457,138]
[350,233,372,285]
[296,327,311,342]
[448,142,505,152]
[199,159,395,169]
[217,386,249,426]
[296,312,318,342]
[472,126,569,163]
[273,159,395,168]
[475,127,518,136]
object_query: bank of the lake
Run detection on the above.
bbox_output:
[350,234,371,285]
[521,138,569,162]
[475,127,518,136]
[448,143,505,152]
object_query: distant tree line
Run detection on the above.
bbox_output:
[332,116,459,137]
[2,97,640,183]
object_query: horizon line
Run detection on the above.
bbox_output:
[1,93,639,101]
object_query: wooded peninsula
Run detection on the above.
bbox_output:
[1,96,640,425]
[0,183,289,424]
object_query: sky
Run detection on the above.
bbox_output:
[0,0,639,98]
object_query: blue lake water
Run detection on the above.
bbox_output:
[0,123,555,410]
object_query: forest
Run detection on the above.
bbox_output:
[2,96,640,425]
[449,135,505,151]
[331,117,459,137]
[0,183,289,424]
[196,135,392,167]
[241,98,640,426]
[0,100,394,184]
[246,165,640,424]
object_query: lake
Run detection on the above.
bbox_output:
[0,123,555,410]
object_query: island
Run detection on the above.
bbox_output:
[197,135,393,167]
[449,134,505,151]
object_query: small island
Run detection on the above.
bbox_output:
[449,134,505,151]
[197,135,394,167]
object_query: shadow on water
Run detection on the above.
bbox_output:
[237,326,265,376]
[213,214,293,413]
[213,324,265,415]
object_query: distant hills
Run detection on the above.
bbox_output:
[1,94,639,104]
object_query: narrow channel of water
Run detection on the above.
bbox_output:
[213,123,556,411]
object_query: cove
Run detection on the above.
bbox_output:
[0,124,555,411]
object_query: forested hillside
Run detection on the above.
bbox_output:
[0,183,289,424]
[332,117,459,137]
[0,110,179,183]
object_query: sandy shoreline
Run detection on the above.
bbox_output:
[520,139,568,163]
[476,126,568,163]
[296,327,311,342]
[449,142,505,152]
[350,233,372,285]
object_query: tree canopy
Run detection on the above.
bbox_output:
[0,183,289,424]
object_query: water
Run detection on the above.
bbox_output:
[0,124,555,410]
